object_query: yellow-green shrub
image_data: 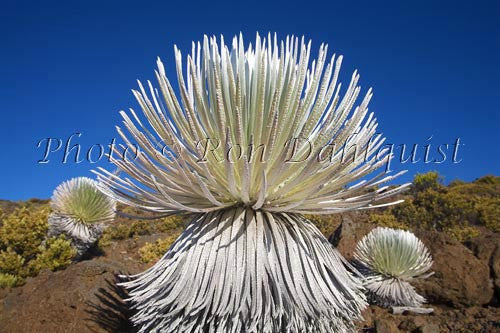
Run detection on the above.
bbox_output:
[139,233,181,264]
[28,236,76,275]
[99,215,186,248]
[98,224,131,247]
[445,226,481,242]
[0,249,25,275]
[413,171,442,192]
[368,214,409,230]
[0,206,50,258]
[304,214,341,236]
[156,216,185,233]
[129,220,153,236]
[368,172,499,241]
[477,198,500,232]
[0,205,59,287]
[0,273,22,288]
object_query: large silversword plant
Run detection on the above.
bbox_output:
[94,33,410,333]
[354,227,433,308]
[49,177,116,258]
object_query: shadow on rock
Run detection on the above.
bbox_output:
[86,275,136,333]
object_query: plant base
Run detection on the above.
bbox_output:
[365,277,426,308]
[121,208,367,333]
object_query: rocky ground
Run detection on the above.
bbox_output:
[0,212,499,333]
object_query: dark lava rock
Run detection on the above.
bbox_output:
[375,318,401,333]
[465,233,500,304]
[0,260,136,333]
[330,212,374,260]
[414,230,494,307]
[415,323,440,333]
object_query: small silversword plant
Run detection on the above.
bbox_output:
[354,227,433,308]
[95,33,410,332]
[49,177,116,257]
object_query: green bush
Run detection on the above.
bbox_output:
[413,171,442,192]
[0,206,50,258]
[368,214,409,230]
[139,234,180,263]
[0,249,25,275]
[156,216,185,233]
[303,214,341,236]
[0,204,77,288]
[99,215,186,248]
[0,205,53,287]
[478,198,500,232]
[98,224,131,247]
[28,236,76,275]
[445,225,481,242]
[129,220,153,236]
[0,273,22,288]
[134,216,186,263]
[368,172,500,241]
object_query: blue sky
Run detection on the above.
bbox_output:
[1,0,499,200]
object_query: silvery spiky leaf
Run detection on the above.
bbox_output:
[93,33,410,214]
[121,208,366,333]
[354,227,433,307]
[49,177,116,256]
[93,33,411,332]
